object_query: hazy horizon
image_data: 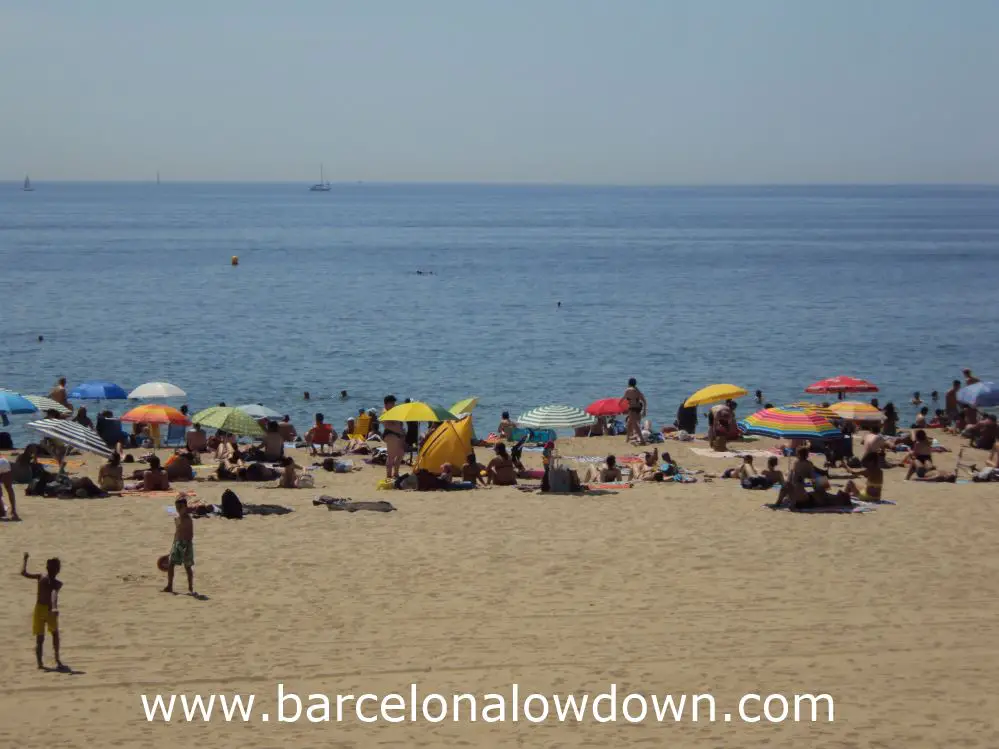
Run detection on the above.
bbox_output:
[3,0,998,184]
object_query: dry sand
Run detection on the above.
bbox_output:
[1,430,998,748]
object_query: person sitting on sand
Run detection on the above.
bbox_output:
[305,413,334,455]
[634,448,663,482]
[248,420,284,462]
[185,424,208,453]
[583,455,623,484]
[461,452,488,486]
[487,443,518,486]
[841,452,883,501]
[10,446,46,485]
[970,443,999,482]
[98,453,124,492]
[277,415,297,442]
[761,456,785,486]
[739,455,772,489]
[904,430,935,479]
[278,456,303,488]
[929,409,950,428]
[498,412,516,440]
[968,414,997,451]
[143,456,171,491]
[779,447,816,509]
[165,450,195,482]
[73,406,93,429]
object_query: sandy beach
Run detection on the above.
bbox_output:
[1,430,998,748]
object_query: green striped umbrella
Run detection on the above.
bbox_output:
[191,406,265,436]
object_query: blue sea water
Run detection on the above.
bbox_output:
[2,182,998,441]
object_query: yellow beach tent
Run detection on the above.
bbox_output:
[416,415,474,475]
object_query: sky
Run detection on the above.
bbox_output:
[2,0,997,184]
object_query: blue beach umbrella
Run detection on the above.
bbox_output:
[69,380,129,400]
[957,381,999,409]
[0,389,39,415]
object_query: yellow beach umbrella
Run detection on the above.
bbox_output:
[449,397,479,415]
[830,401,885,422]
[684,384,748,408]
[380,401,457,423]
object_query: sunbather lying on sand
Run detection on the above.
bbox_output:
[582,455,622,483]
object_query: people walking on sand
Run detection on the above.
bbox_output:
[21,553,63,669]
[623,378,647,445]
[164,496,195,594]
[0,456,19,520]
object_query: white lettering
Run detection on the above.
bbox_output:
[622,694,647,723]
[335,694,354,722]
[795,694,834,722]
[381,693,406,723]
[592,684,617,723]
[452,694,477,722]
[140,694,175,721]
[422,694,447,723]
[764,694,789,723]
[306,694,330,723]
[523,694,549,723]
[481,694,506,722]
[651,693,686,722]
[278,684,301,723]
[354,694,377,723]
[552,693,588,722]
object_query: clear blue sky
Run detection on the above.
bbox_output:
[3,0,997,183]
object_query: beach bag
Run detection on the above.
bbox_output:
[548,467,573,493]
[221,488,243,519]
[0,432,12,450]
[297,473,315,488]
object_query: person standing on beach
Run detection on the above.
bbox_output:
[963,369,980,386]
[381,395,405,481]
[623,378,647,445]
[48,378,69,409]
[21,553,63,669]
[164,497,195,595]
[0,456,19,520]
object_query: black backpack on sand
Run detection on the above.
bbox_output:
[221,488,243,519]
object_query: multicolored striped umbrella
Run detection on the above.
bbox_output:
[738,407,841,440]
[786,401,839,421]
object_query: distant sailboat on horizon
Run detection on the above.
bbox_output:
[23,175,34,191]
[156,170,161,185]
[309,164,331,192]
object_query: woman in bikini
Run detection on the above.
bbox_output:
[842,452,883,501]
[905,429,934,479]
[623,378,647,445]
[381,395,405,481]
[487,443,518,486]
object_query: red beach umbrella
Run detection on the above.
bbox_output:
[585,397,629,416]
[805,376,879,395]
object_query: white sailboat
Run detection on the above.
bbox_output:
[309,164,331,192]
[23,175,34,191]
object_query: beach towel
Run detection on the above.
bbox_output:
[119,490,198,498]
[520,469,545,479]
[691,447,773,459]
[853,498,897,506]
[564,455,605,464]
[762,502,874,514]
[314,496,396,513]
[586,482,633,490]
[37,458,84,469]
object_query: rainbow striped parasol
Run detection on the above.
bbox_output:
[738,407,841,440]
[786,401,839,421]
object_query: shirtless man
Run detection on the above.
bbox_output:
[623,378,647,445]
[584,455,622,483]
[279,457,302,488]
[0,456,18,520]
[186,424,208,453]
[738,455,771,489]
[48,377,70,409]
[634,448,662,481]
[945,380,961,422]
[277,415,298,442]
[761,456,785,486]
[963,369,980,386]
[497,412,517,440]
[164,497,195,594]
[22,553,63,669]
[461,453,488,485]
[143,456,171,491]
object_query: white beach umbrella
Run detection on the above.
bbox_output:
[26,418,113,458]
[237,403,282,420]
[517,404,596,429]
[23,394,72,415]
[128,381,187,399]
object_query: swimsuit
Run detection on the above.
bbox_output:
[32,604,58,636]
[169,539,195,567]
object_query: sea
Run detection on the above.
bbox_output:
[2,182,998,442]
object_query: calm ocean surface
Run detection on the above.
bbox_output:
[2,182,998,441]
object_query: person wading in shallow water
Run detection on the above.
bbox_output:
[623,378,647,445]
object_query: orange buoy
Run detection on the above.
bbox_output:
[231,255,239,266]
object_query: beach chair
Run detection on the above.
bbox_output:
[162,424,187,447]
[349,414,371,441]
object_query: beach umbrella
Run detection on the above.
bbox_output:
[25,418,113,458]
[381,402,457,423]
[191,406,265,436]
[786,401,839,421]
[69,380,128,400]
[684,384,748,408]
[585,397,629,416]
[0,390,39,415]
[237,403,283,420]
[738,407,841,440]
[956,381,999,409]
[829,401,885,422]
[128,381,186,399]
[22,394,72,415]
[121,404,191,426]
[449,397,479,415]
[517,404,595,429]
[805,376,878,395]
